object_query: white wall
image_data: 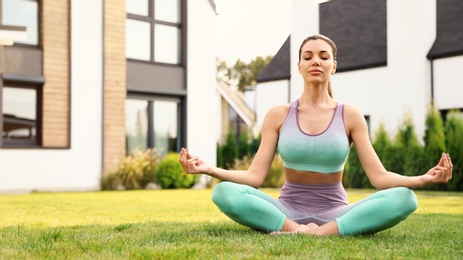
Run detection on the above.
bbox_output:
[331,67,388,137]
[386,0,436,140]
[290,0,320,101]
[186,1,219,168]
[433,56,463,110]
[256,80,290,130]
[0,0,103,193]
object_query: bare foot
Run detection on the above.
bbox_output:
[270,223,319,235]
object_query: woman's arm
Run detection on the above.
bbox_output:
[179,105,288,188]
[344,104,453,190]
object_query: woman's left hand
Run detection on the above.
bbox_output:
[420,153,453,186]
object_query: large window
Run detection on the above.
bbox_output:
[2,85,41,146]
[125,97,180,156]
[2,0,39,45]
[126,0,182,64]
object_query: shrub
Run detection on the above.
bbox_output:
[372,122,394,171]
[101,148,160,190]
[221,130,238,169]
[238,130,251,159]
[231,154,285,188]
[444,110,463,191]
[250,133,261,156]
[262,154,286,188]
[423,103,447,190]
[155,153,201,189]
[344,144,370,188]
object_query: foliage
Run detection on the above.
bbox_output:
[344,144,370,188]
[250,132,261,156]
[216,56,273,92]
[262,154,286,188]
[155,153,200,189]
[232,154,286,188]
[395,115,426,177]
[221,130,238,169]
[216,142,224,169]
[423,103,447,190]
[238,129,251,159]
[444,110,463,191]
[101,148,160,190]
[372,122,394,171]
[0,190,462,259]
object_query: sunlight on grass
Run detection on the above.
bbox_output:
[0,189,461,228]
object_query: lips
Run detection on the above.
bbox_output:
[309,70,323,74]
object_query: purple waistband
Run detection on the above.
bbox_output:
[279,181,348,213]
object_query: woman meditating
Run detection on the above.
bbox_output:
[179,34,453,236]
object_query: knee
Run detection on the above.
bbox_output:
[212,182,243,215]
[389,187,418,217]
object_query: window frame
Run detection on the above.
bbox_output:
[1,0,41,47]
[1,82,42,148]
[125,93,183,155]
[126,0,183,65]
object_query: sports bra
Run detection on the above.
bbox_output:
[277,99,350,174]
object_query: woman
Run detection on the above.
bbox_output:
[179,34,453,236]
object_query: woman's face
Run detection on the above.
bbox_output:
[298,39,337,84]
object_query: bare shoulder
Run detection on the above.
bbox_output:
[342,103,368,130]
[263,103,291,128]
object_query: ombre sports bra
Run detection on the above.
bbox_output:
[277,100,350,174]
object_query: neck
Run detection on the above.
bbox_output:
[299,83,333,109]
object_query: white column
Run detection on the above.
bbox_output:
[186,2,218,168]
[290,0,321,101]
[387,0,436,140]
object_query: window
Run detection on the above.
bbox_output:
[2,85,41,146]
[2,0,39,45]
[126,0,182,65]
[125,97,180,156]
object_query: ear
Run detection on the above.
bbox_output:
[332,60,337,74]
[298,62,302,74]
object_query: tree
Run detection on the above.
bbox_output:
[216,55,273,92]
[444,110,463,191]
[423,103,447,190]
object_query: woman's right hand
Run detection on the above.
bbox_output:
[179,148,211,174]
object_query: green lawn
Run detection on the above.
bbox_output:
[1,189,462,259]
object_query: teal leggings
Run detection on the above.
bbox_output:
[212,181,418,236]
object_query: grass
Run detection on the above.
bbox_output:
[0,188,462,259]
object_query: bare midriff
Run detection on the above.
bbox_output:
[284,168,343,184]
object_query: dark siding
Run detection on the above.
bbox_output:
[256,35,291,83]
[427,0,463,59]
[319,0,387,72]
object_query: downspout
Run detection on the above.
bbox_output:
[430,58,434,101]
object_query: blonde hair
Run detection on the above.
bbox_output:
[298,34,337,97]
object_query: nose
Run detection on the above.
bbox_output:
[311,57,321,66]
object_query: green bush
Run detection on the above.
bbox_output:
[423,104,447,190]
[344,144,370,188]
[155,153,201,189]
[231,154,285,188]
[372,122,394,171]
[250,133,261,156]
[238,130,251,160]
[101,148,160,190]
[444,110,463,191]
[222,130,238,169]
[262,154,286,188]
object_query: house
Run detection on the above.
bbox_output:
[0,0,218,193]
[256,0,463,140]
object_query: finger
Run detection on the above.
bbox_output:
[443,154,451,182]
[447,154,453,180]
[179,148,187,162]
[437,153,445,167]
